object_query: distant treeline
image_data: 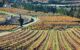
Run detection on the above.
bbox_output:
[13,3,57,13]
[0,2,4,7]
[12,3,80,18]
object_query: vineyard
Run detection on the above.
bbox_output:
[0,8,80,50]
[0,15,6,22]
[38,16,80,22]
[0,25,17,31]
[0,15,80,50]
[0,28,80,50]
[0,8,28,14]
[0,16,17,31]
[27,16,80,30]
[0,8,54,16]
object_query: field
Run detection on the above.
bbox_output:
[38,16,80,22]
[0,8,80,50]
[27,16,80,30]
[0,15,6,22]
[0,15,18,31]
[0,25,17,31]
[0,8,54,16]
[0,28,80,50]
[0,15,17,31]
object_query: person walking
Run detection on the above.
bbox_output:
[18,14,24,27]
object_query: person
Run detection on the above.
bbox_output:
[18,14,24,27]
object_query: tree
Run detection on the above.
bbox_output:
[56,7,66,15]
[69,7,74,16]
[76,8,80,18]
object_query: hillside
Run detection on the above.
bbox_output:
[0,7,80,50]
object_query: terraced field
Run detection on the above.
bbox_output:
[0,25,17,31]
[0,15,6,22]
[27,16,80,30]
[0,8,80,50]
[38,16,80,22]
[0,28,80,50]
[0,8,54,16]
[0,15,17,31]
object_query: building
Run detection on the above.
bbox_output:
[1,0,17,7]
[19,0,48,3]
[22,0,33,3]
[32,0,48,3]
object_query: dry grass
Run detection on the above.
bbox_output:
[0,8,54,16]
